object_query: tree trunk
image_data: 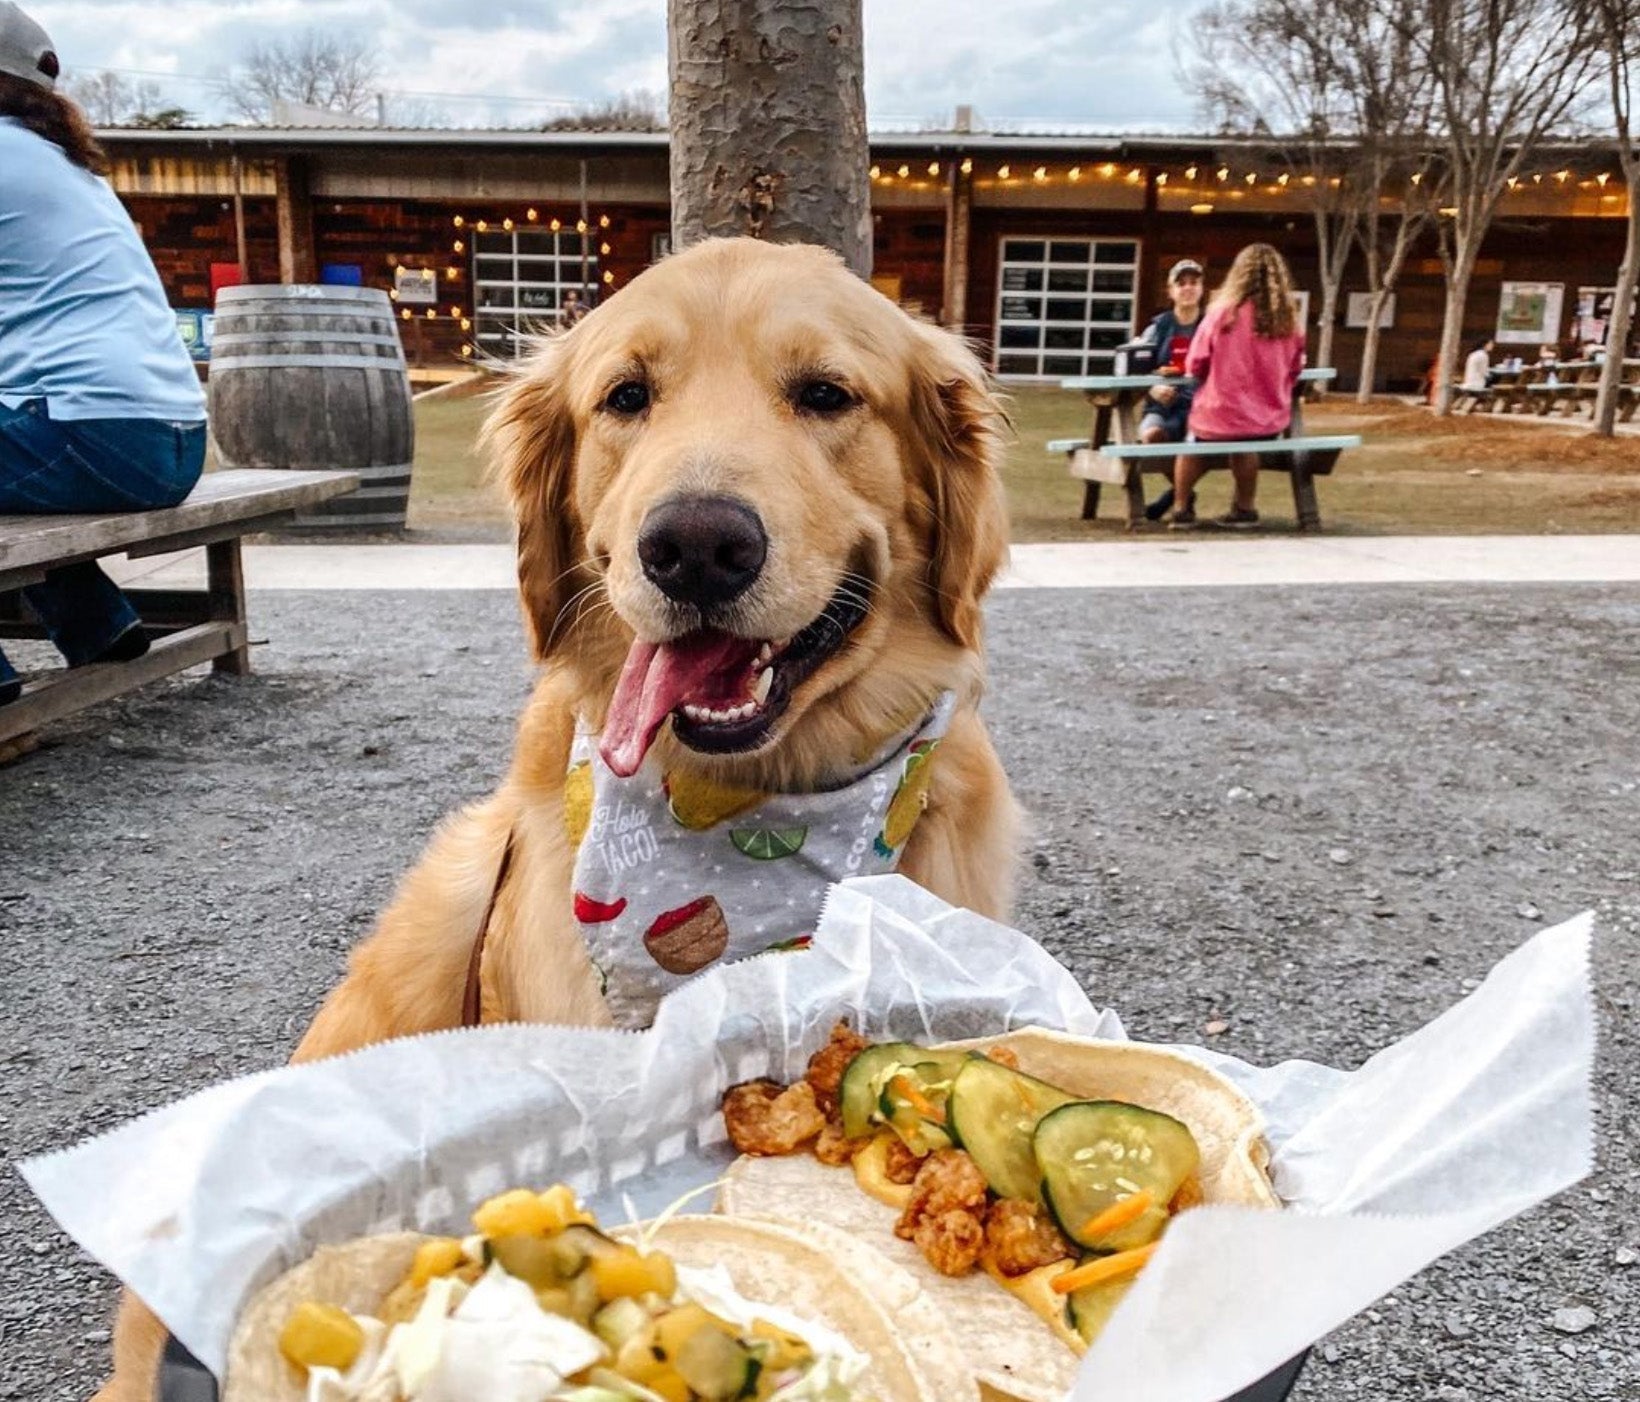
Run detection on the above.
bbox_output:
[1433,245,1479,417]
[1314,280,1340,384]
[667,0,871,276]
[1592,175,1640,436]
[1357,289,1392,402]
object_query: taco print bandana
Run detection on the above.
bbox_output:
[567,691,957,1028]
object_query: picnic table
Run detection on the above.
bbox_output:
[1458,359,1640,419]
[1050,368,1341,528]
[0,468,357,747]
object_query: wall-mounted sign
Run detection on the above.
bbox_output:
[1495,282,1564,345]
[394,267,438,306]
[1346,292,1396,329]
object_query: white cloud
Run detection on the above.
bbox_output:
[27,0,1201,128]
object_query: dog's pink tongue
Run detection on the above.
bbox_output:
[601,632,757,776]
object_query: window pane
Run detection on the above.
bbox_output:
[1088,298,1132,323]
[999,325,1041,348]
[1000,266,1044,291]
[1092,269,1132,292]
[475,232,511,255]
[1048,241,1090,264]
[1004,240,1047,263]
[1000,296,1042,321]
[474,257,513,281]
[1044,326,1084,349]
[997,354,1041,375]
[1043,355,1084,375]
[1088,327,1128,349]
[1046,298,1087,322]
[1047,268,1089,292]
[1093,242,1138,265]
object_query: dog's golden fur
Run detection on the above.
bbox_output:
[97,237,1019,1399]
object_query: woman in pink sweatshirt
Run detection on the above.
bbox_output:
[1173,243,1307,528]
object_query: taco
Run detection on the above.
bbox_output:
[718,1027,1278,1402]
[225,1184,973,1401]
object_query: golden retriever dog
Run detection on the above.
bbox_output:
[97,236,1019,1398]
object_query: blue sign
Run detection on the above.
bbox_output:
[176,308,214,362]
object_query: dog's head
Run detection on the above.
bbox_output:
[487,237,1008,784]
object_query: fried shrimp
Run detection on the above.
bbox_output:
[722,1078,827,1157]
[805,1022,870,1114]
[982,1199,1074,1278]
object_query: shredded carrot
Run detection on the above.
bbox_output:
[1051,1242,1159,1294]
[888,1075,945,1124]
[1078,1190,1155,1242]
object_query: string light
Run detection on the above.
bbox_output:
[1068,166,1082,180]
[1245,171,1257,184]
[452,240,464,253]
[869,164,880,178]
[959,157,972,174]
[928,161,941,176]
[1277,172,1290,186]
[1033,166,1047,182]
[897,164,910,178]
[452,215,464,228]
[502,217,514,231]
[475,219,487,232]
[1597,172,1611,186]
[400,308,411,320]
[1127,167,1142,183]
[1216,166,1230,181]
[448,305,460,317]
[1099,162,1116,177]
[576,219,587,232]
[998,163,1010,178]
[599,215,610,228]
[602,270,615,284]
[600,242,611,255]
[550,218,561,231]
[1409,172,1421,185]
[1185,165,1198,179]
[1155,171,1168,186]
[526,208,538,221]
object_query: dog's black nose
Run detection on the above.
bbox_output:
[638,495,768,606]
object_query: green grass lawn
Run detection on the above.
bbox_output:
[408,377,1640,539]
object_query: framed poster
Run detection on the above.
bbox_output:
[1495,281,1564,344]
[1346,292,1396,328]
[394,267,438,306]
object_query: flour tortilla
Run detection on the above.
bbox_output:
[718,1029,1279,1402]
[224,1216,974,1401]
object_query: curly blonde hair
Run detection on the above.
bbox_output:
[1210,243,1297,340]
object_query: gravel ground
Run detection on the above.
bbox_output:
[1,584,1636,1401]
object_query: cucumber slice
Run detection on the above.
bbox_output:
[1066,1272,1133,1346]
[878,1060,957,1155]
[838,1043,969,1140]
[1034,1101,1200,1251]
[673,1325,756,1400]
[947,1057,1077,1204]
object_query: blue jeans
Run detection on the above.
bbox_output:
[0,399,206,675]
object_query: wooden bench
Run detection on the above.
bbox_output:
[1095,435,1361,532]
[0,468,357,747]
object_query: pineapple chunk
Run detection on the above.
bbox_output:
[591,1246,678,1303]
[472,1188,559,1239]
[409,1237,467,1288]
[278,1301,364,1373]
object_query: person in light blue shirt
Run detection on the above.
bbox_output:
[0,1,206,706]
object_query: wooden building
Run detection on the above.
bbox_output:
[101,126,1634,391]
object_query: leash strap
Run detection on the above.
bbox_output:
[461,827,517,1028]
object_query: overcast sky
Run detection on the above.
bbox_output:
[28,0,1206,130]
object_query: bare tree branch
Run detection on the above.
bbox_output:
[227,31,380,125]
[1590,0,1640,433]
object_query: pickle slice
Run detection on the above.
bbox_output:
[837,1042,969,1141]
[947,1056,1077,1204]
[1066,1274,1133,1346]
[1034,1101,1200,1252]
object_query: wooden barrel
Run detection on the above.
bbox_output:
[208,285,414,531]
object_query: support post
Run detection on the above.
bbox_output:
[274,155,318,285]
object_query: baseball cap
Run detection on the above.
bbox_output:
[0,2,59,89]
[1168,258,1205,283]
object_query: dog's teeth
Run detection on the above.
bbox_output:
[756,642,773,664]
[753,667,773,705]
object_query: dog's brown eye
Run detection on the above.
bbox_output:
[795,380,853,414]
[605,381,650,415]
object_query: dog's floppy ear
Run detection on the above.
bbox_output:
[906,323,1010,650]
[483,338,589,661]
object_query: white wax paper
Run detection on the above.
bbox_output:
[20,875,1594,1402]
